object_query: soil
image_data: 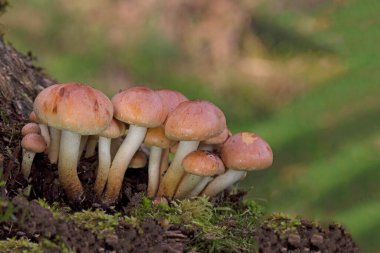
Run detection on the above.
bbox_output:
[0,36,359,252]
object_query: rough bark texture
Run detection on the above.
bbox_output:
[0,35,55,195]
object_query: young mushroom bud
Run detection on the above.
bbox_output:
[202,132,273,198]
[174,150,225,199]
[29,111,51,150]
[103,86,166,204]
[21,123,41,136]
[21,133,47,179]
[128,150,148,169]
[157,100,226,198]
[33,83,113,200]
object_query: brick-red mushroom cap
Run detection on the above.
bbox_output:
[221,132,273,171]
[157,89,188,117]
[203,127,229,145]
[21,123,41,136]
[182,150,225,176]
[33,83,113,135]
[21,133,46,153]
[99,118,126,139]
[165,100,226,141]
[144,126,173,148]
[112,86,166,127]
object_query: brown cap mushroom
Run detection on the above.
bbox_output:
[156,89,188,121]
[202,132,273,198]
[128,150,148,169]
[33,83,113,200]
[29,111,50,149]
[199,127,229,152]
[158,100,226,198]
[103,86,166,204]
[21,133,47,179]
[175,150,225,199]
[21,123,41,136]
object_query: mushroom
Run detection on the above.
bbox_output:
[21,133,47,179]
[198,127,229,152]
[174,150,225,199]
[33,83,113,200]
[29,111,51,151]
[128,150,148,169]
[84,135,98,158]
[103,86,166,204]
[21,123,41,136]
[78,135,89,159]
[94,118,126,197]
[143,127,173,198]
[187,176,213,198]
[201,132,273,198]
[157,100,226,198]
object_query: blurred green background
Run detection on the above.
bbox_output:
[1,0,379,251]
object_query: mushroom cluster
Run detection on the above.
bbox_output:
[21,83,273,204]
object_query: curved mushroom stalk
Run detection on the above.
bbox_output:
[187,176,212,198]
[157,140,199,198]
[147,146,163,198]
[48,127,60,164]
[174,173,203,199]
[201,169,246,198]
[58,130,84,200]
[102,125,147,204]
[39,124,50,151]
[85,135,98,158]
[94,136,111,196]
[21,150,37,179]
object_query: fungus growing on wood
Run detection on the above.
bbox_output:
[21,133,46,179]
[103,86,166,204]
[157,100,226,198]
[202,132,273,197]
[33,83,113,200]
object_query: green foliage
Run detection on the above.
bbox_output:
[35,199,69,219]
[0,238,41,253]
[263,213,302,238]
[70,209,120,236]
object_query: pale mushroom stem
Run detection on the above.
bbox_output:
[39,124,50,151]
[58,130,83,200]
[78,135,88,159]
[159,148,169,181]
[94,136,111,197]
[85,135,98,158]
[48,127,60,164]
[103,125,147,204]
[174,173,203,199]
[187,176,212,198]
[21,150,36,179]
[147,146,163,198]
[201,169,246,198]
[157,140,199,198]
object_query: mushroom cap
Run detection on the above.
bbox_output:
[144,127,173,148]
[165,100,227,141]
[33,83,113,135]
[21,123,41,136]
[203,127,229,145]
[157,89,188,115]
[182,150,225,176]
[221,132,273,171]
[129,150,148,169]
[21,133,47,153]
[100,118,126,138]
[112,86,166,127]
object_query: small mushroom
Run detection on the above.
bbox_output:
[21,123,41,136]
[94,119,125,197]
[103,86,166,204]
[29,111,51,150]
[157,100,226,198]
[21,133,47,179]
[143,127,174,198]
[201,132,273,198]
[174,150,225,199]
[128,150,148,169]
[198,128,229,152]
[33,83,113,200]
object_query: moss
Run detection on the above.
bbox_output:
[127,196,264,252]
[70,209,120,236]
[263,212,302,237]
[0,237,42,253]
[39,239,75,253]
[35,199,70,219]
